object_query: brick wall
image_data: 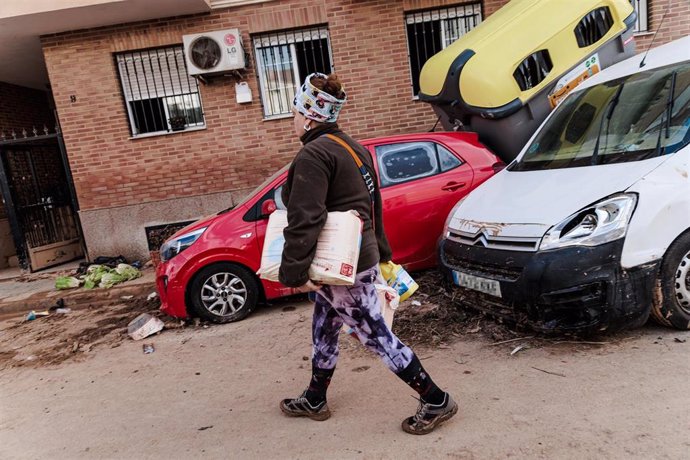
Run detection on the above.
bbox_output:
[38,0,688,224]
[635,0,690,51]
[0,82,55,136]
[41,0,503,214]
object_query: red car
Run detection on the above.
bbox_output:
[157,132,501,323]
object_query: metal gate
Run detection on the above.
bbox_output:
[0,132,83,271]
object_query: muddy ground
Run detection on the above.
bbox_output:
[1,271,689,458]
[0,269,535,370]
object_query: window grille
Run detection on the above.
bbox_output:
[575,7,614,48]
[115,46,205,136]
[253,26,333,118]
[513,50,553,91]
[631,0,648,33]
[405,3,482,96]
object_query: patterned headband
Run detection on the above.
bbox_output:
[293,73,347,123]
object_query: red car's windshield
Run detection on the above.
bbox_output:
[231,163,290,210]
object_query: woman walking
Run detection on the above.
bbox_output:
[278,72,457,435]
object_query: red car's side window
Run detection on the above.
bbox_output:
[374,141,463,188]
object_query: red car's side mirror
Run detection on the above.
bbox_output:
[261,199,277,216]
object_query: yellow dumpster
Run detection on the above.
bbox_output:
[419,0,636,162]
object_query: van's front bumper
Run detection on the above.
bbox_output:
[439,238,659,334]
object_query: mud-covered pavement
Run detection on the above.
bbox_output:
[1,277,689,459]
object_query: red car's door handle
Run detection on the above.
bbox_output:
[441,182,467,191]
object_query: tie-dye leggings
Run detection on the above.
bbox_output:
[311,265,414,372]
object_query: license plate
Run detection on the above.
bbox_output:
[453,271,502,298]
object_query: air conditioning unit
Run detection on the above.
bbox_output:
[182,29,246,76]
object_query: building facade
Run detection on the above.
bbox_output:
[0,0,688,269]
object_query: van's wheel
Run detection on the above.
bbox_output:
[651,233,690,329]
[188,263,259,323]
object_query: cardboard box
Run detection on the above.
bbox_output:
[258,210,362,286]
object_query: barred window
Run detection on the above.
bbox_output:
[631,0,648,33]
[253,26,333,118]
[405,3,482,97]
[116,46,204,137]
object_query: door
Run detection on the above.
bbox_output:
[371,140,474,270]
[0,143,83,270]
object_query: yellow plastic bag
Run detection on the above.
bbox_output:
[379,261,419,302]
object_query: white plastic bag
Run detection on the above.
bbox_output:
[376,284,400,329]
[257,210,362,286]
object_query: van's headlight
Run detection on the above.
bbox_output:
[443,198,466,237]
[160,227,207,262]
[540,194,637,251]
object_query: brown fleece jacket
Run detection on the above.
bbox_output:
[278,123,393,288]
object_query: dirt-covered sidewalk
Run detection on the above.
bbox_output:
[1,269,689,458]
[0,266,156,321]
[1,293,689,459]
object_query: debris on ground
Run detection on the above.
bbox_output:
[56,263,141,291]
[147,292,158,301]
[76,255,128,275]
[142,343,155,354]
[0,295,165,369]
[393,269,516,347]
[531,366,566,378]
[25,310,50,321]
[55,276,82,290]
[510,344,528,356]
[127,313,165,341]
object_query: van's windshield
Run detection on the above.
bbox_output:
[511,62,690,171]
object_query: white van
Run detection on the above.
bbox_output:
[440,35,690,333]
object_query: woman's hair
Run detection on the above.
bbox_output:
[310,73,345,99]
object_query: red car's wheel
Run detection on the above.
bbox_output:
[188,263,259,323]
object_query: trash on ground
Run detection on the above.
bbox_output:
[127,313,165,341]
[48,299,67,312]
[142,343,155,354]
[674,338,687,343]
[54,308,72,314]
[121,295,134,300]
[510,344,528,356]
[531,366,566,378]
[411,300,422,307]
[147,292,158,301]
[25,310,50,321]
[76,255,128,275]
[55,276,82,290]
[59,263,141,291]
